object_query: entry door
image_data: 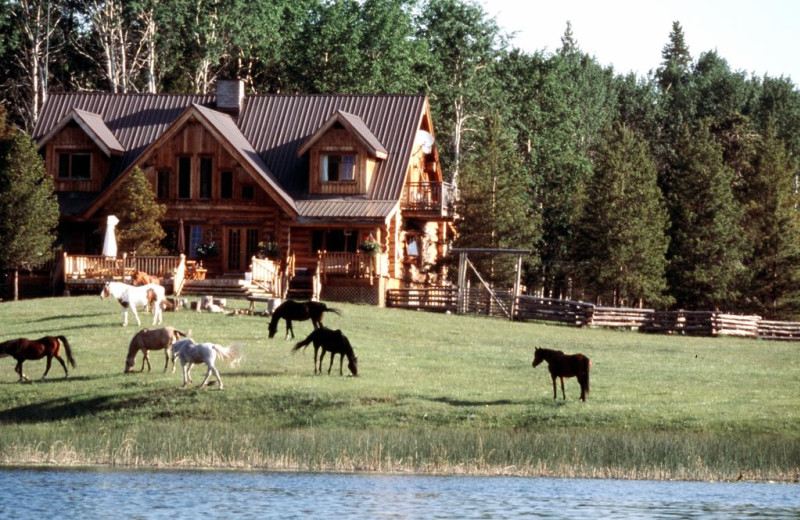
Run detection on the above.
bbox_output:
[226,227,260,272]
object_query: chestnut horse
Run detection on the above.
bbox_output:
[131,270,161,286]
[532,347,591,401]
[292,327,358,376]
[268,300,340,340]
[0,336,76,382]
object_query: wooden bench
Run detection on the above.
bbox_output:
[247,295,277,312]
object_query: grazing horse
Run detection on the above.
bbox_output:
[170,338,242,389]
[131,270,161,286]
[100,281,167,327]
[268,300,340,340]
[532,347,591,401]
[0,336,76,382]
[125,326,190,373]
[293,327,358,376]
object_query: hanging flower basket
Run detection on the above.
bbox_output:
[256,241,279,259]
[359,238,382,255]
[195,241,219,259]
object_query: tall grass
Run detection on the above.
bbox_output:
[0,296,798,481]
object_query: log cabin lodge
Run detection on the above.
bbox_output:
[32,81,456,305]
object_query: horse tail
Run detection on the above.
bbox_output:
[214,343,243,367]
[57,335,76,368]
[174,328,191,339]
[161,298,174,310]
[292,332,314,354]
[326,306,341,316]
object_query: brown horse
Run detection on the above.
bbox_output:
[292,327,358,376]
[268,300,340,340]
[125,326,189,373]
[131,270,161,286]
[0,336,76,382]
[532,347,591,401]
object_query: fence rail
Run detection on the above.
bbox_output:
[387,287,800,341]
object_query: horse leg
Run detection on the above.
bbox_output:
[209,363,223,389]
[122,309,128,327]
[130,306,141,327]
[180,360,189,387]
[339,354,345,376]
[40,355,54,381]
[51,354,69,379]
[15,360,28,382]
[163,349,171,373]
[551,376,557,400]
[313,346,320,374]
[327,353,335,375]
[285,321,294,340]
[560,377,566,400]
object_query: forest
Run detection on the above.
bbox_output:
[1,0,800,318]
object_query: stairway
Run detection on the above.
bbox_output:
[286,268,313,300]
[180,277,269,299]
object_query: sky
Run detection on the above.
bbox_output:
[479,0,799,85]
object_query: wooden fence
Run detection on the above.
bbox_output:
[387,287,800,341]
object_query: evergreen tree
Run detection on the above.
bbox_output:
[455,112,540,287]
[107,167,167,255]
[574,124,671,307]
[741,122,800,318]
[0,108,59,300]
[665,123,748,309]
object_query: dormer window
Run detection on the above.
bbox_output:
[58,152,91,179]
[321,153,356,182]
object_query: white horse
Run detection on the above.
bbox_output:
[170,338,242,390]
[100,281,167,327]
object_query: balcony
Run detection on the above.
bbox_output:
[401,182,457,219]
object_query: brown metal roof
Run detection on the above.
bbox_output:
[34,92,430,221]
[239,94,426,202]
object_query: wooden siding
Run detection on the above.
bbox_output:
[45,122,110,192]
[308,128,376,195]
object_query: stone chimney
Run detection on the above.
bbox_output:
[216,79,244,116]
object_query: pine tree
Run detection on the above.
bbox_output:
[107,167,167,255]
[665,123,748,309]
[455,112,540,287]
[574,124,671,307]
[742,123,800,318]
[0,108,60,300]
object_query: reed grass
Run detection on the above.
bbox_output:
[0,295,798,481]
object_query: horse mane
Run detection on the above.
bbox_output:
[536,347,565,356]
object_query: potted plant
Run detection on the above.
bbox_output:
[195,240,219,259]
[359,236,381,255]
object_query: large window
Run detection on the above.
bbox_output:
[199,156,212,199]
[311,229,357,253]
[58,152,91,179]
[178,157,191,199]
[321,153,355,182]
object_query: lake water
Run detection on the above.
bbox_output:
[0,468,797,519]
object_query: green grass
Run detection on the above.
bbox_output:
[0,295,798,481]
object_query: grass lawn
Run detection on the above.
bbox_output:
[0,295,798,481]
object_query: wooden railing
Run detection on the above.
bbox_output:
[63,253,184,293]
[401,181,456,217]
[317,251,388,282]
[251,257,281,296]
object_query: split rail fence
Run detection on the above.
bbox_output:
[386,288,800,341]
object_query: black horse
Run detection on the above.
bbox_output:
[532,347,591,401]
[292,327,358,376]
[268,300,341,340]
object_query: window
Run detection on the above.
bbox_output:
[241,185,254,200]
[220,171,233,199]
[321,153,356,182]
[178,157,191,199]
[189,225,204,259]
[199,157,212,199]
[58,152,91,179]
[157,170,170,199]
[311,229,357,253]
[406,235,419,256]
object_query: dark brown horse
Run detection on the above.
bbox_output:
[0,336,76,382]
[532,347,591,401]
[292,327,358,376]
[268,300,340,340]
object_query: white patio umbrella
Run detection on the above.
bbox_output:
[102,215,120,258]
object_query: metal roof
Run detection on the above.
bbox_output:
[34,92,429,221]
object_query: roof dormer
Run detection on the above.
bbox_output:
[298,110,387,196]
[37,108,124,157]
